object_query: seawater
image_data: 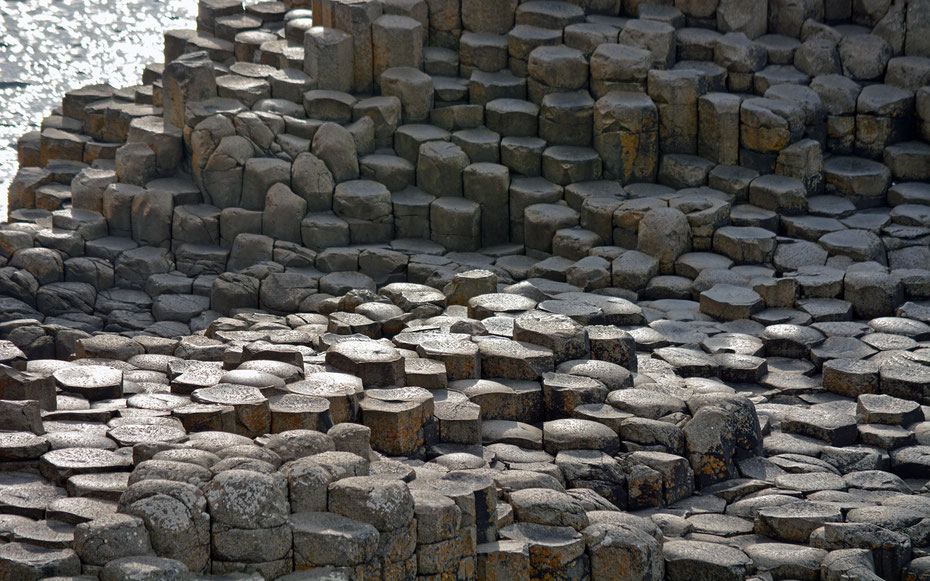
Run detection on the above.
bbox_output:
[0,0,197,218]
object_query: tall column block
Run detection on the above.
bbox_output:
[332,0,383,95]
[304,27,354,93]
[594,91,658,183]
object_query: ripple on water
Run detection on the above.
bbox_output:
[0,0,198,218]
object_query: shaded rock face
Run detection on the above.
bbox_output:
[4,0,930,579]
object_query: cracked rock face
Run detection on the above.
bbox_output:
[3,0,930,578]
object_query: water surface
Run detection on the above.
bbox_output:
[1,0,197,218]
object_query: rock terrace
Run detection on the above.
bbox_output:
[3,0,930,579]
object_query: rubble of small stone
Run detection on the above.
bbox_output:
[2,0,930,579]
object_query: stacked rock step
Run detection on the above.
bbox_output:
[4,0,930,578]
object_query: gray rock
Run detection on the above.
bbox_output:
[74,514,152,566]
[663,540,752,581]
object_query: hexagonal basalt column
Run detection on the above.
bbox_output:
[325,340,405,388]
